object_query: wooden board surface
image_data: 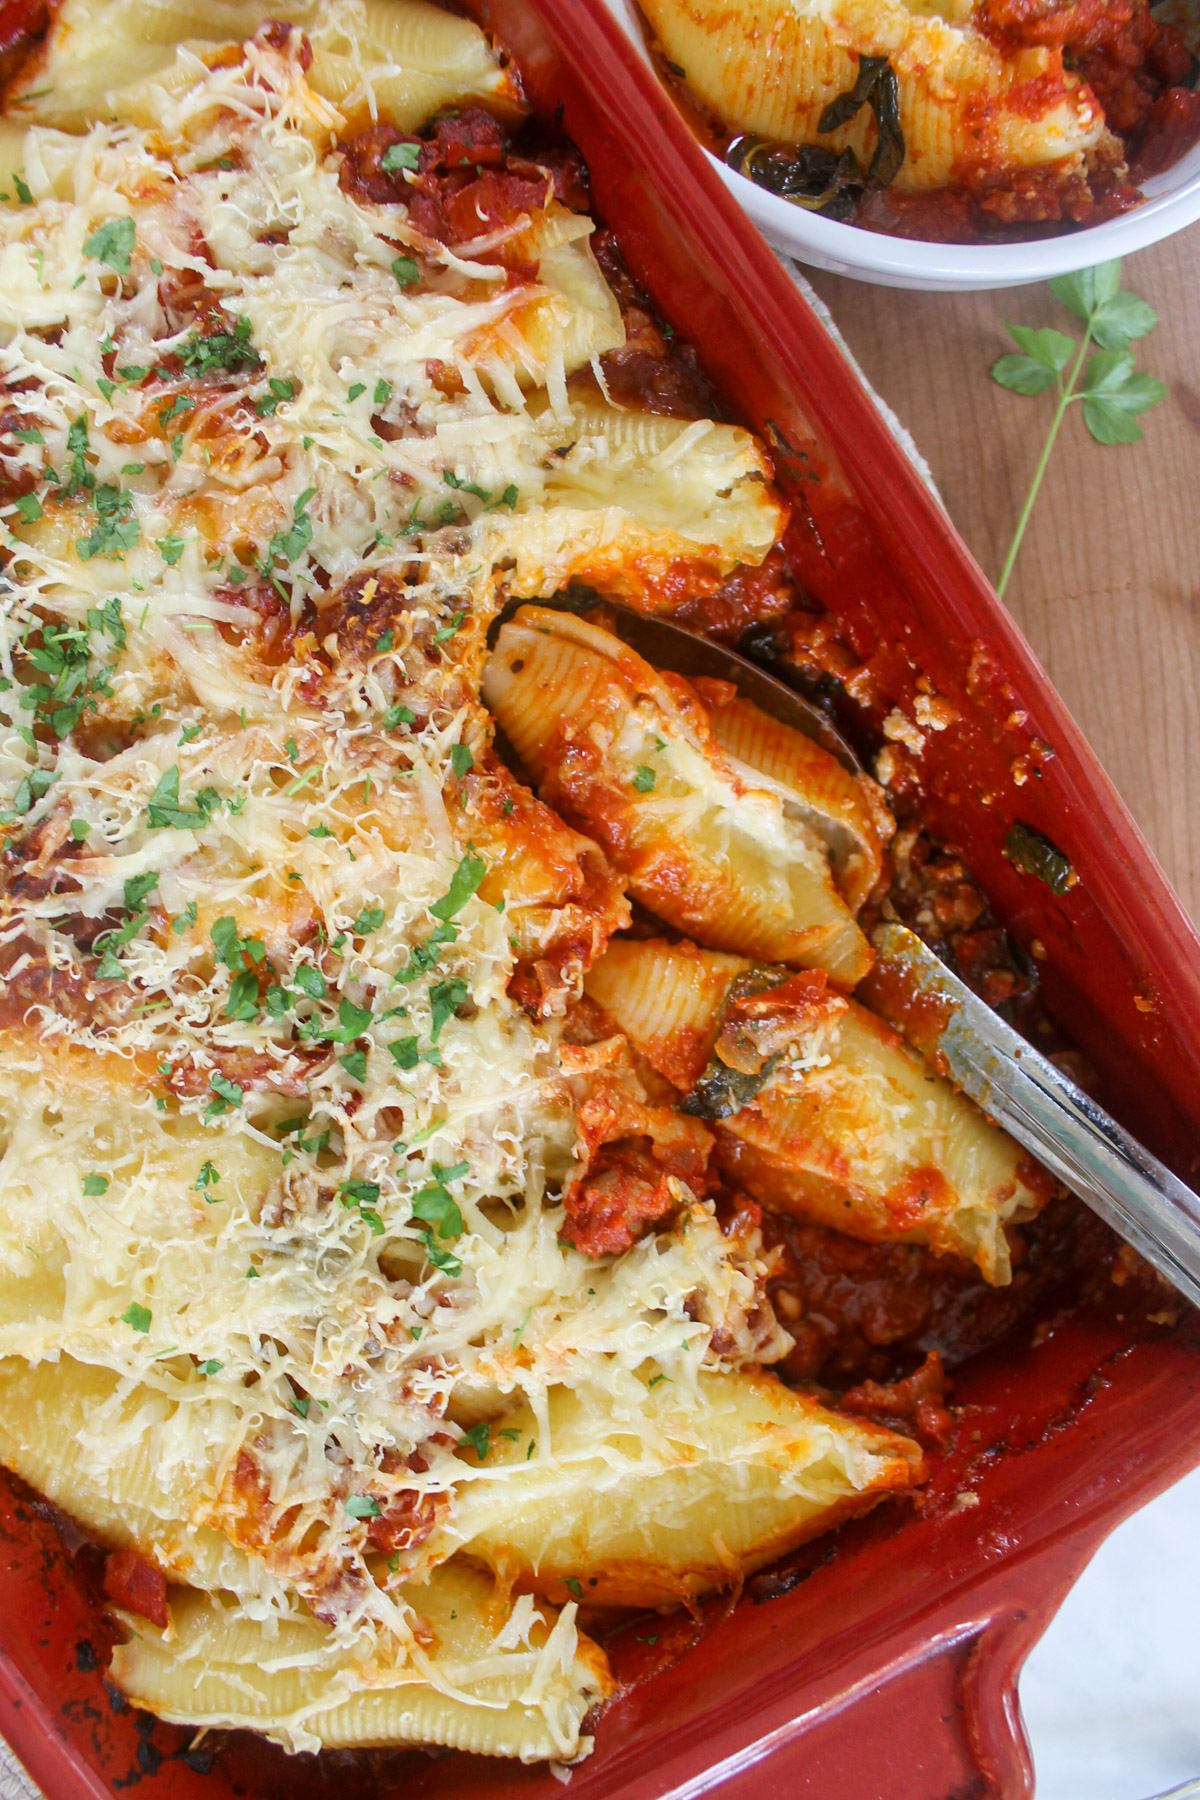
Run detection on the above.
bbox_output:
[807,230,1200,927]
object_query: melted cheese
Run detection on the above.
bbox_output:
[0,14,812,1763]
[0,11,929,1767]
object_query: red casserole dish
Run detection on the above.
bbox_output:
[2,4,1200,1797]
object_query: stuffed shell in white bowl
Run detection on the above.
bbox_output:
[601,0,1200,287]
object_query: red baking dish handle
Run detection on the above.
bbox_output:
[703,1541,1099,1800]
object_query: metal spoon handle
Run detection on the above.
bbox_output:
[871,923,1200,1312]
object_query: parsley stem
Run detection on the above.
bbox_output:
[997,322,1093,600]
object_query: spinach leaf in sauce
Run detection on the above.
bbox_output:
[727,53,905,220]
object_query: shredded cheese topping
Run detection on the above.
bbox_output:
[0,17,789,1751]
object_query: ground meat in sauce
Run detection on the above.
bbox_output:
[759,1197,1121,1391]
[668,544,798,641]
[338,106,590,267]
[590,230,717,420]
[561,1145,685,1256]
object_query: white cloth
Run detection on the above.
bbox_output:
[1020,1463,1200,1799]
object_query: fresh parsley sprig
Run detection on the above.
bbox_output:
[991,259,1166,598]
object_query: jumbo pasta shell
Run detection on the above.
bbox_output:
[484,607,873,985]
[704,693,892,911]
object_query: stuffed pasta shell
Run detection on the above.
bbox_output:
[638,0,1200,235]
[585,937,1050,1282]
[640,0,1115,192]
[483,606,883,986]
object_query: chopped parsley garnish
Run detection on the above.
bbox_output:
[171,901,198,934]
[12,172,31,206]
[442,469,490,502]
[382,701,416,730]
[353,904,385,935]
[632,765,656,793]
[13,493,42,523]
[340,1178,381,1206]
[449,743,473,779]
[441,470,517,511]
[210,916,267,973]
[563,1577,583,1599]
[459,1422,490,1460]
[389,850,483,985]
[428,975,467,1041]
[146,766,221,830]
[87,596,126,649]
[12,426,43,445]
[292,965,326,1000]
[17,616,115,741]
[373,378,392,405]
[82,1173,109,1196]
[411,1167,465,1243]
[346,382,366,402]
[225,970,261,1021]
[311,996,373,1044]
[338,1049,368,1082]
[180,315,260,379]
[431,850,486,922]
[392,254,419,288]
[339,1176,383,1231]
[205,1072,244,1118]
[262,485,315,568]
[194,1161,220,1195]
[158,392,194,428]
[76,484,139,561]
[83,216,135,275]
[411,1166,465,1272]
[91,867,160,980]
[156,533,185,566]
[63,414,91,496]
[123,870,159,912]
[388,1036,441,1072]
[382,143,420,173]
[198,1358,223,1376]
[256,377,295,418]
[70,818,89,840]
[121,1301,151,1333]
[435,611,465,643]
[345,1494,381,1519]
[0,766,57,824]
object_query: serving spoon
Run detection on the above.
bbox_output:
[489,594,1200,1310]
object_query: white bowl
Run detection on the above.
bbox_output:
[598,0,1200,290]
